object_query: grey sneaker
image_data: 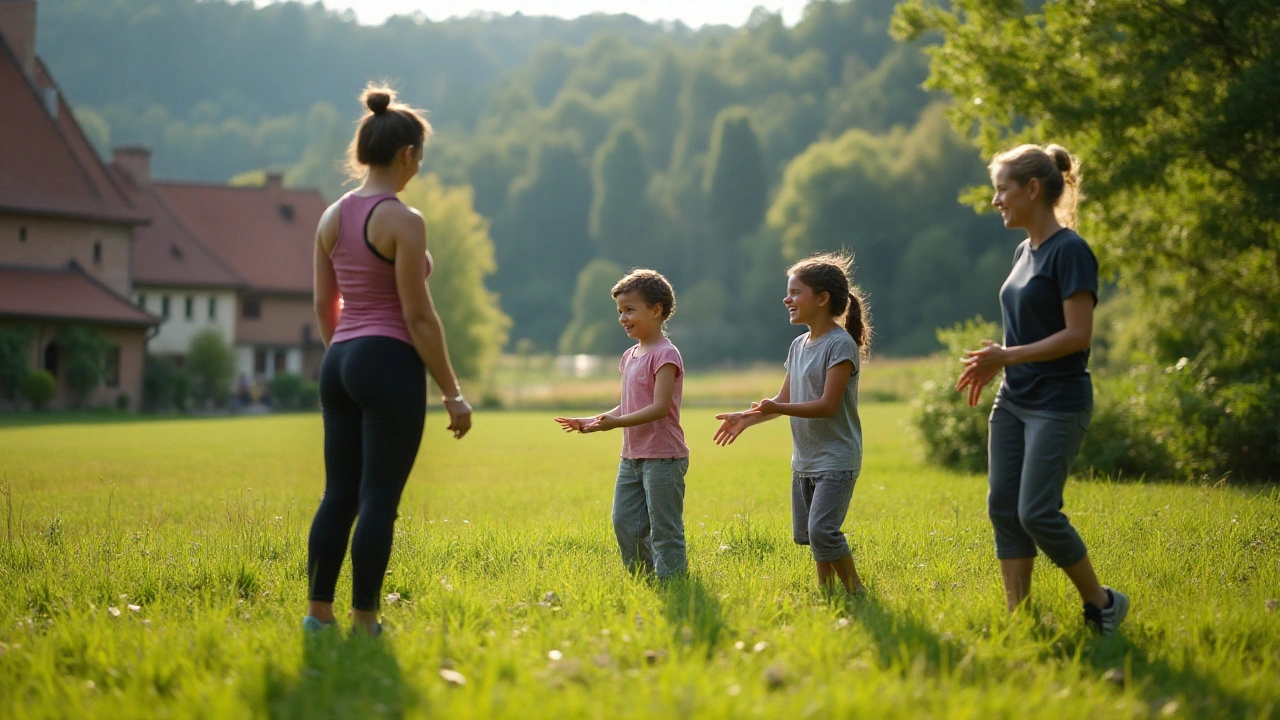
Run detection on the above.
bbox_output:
[1083,587,1129,636]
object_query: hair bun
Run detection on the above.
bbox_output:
[1046,144,1073,174]
[364,89,393,115]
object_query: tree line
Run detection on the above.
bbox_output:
[41,0,1016,364]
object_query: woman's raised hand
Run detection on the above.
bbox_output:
[956,339,1008,407]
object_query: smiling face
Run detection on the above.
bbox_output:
[783,274,828,327]
[615,291,664,343]
[990,164,1039,230]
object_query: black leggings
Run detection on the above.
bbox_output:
[308,336,425,611]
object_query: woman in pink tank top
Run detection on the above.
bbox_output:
[303,85,472,637]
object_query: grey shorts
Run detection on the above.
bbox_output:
[791,470,857,562]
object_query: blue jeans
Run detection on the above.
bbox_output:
[612,458,688,578]
[987,399,1091,567]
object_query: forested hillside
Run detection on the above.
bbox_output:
[38,0,1017,359]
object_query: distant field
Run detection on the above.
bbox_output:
[484,354,933,409]
[0,406,1276,719]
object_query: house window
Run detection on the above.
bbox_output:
[254,349,268,375]
[274,351,287,374]
[103,347,120,388]
[161,296,171,318]
[93,241,103,264]
[18,226,27,243]
[184,296,194,320]
[208,297,217,320]
[136,294,147,310]
[242,298,261,319]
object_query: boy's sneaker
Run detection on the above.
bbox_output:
[1083,587,1129,636]
[302,616,336,633]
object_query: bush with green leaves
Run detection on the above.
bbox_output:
[21,369,56,410]
[269,372,304,409]
[296,380,319,411]
[187,329,236,405]
[143,356,192,412]
[909,317,999,474]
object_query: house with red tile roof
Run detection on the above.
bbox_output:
[114,161,328,385]
[0,0,158,409]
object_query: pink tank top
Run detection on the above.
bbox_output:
[329,192,431,345]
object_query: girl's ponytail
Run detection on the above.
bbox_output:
[846,288,871,359]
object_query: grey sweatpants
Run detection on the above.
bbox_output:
[612,457,688,578]
[987,399,1091,568]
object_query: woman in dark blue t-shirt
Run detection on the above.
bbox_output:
[955,143,1129,636]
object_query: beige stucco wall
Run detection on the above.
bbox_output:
[1,319,146,410]
[234,293,314,345]
[134,286,236,356]
[233,293,325,382]
[0,214,134,296]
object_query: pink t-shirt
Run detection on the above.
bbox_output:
[619,338,689,459]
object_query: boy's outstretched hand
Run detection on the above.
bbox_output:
[713,412,748,446]
[554,416,594,433]
[554,415,613,433]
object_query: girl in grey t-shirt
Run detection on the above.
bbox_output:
[713,253,871,596]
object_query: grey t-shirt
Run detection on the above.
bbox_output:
[783,327,862,475]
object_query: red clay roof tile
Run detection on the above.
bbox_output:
[0,263,158,326]
[0,42,146,224]
[154,182,326,294]
[109,167,244,288]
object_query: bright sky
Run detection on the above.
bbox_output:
[259,0,812,27]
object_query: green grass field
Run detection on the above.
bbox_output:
[0,405,1276,718]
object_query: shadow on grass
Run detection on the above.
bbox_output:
[266,631,417,720]
[1073,633,1261,717]
[848,593,975,677]
[659,573,727,657]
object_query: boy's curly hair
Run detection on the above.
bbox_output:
[611,269,676,320]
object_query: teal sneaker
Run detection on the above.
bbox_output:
[302,616,337,633]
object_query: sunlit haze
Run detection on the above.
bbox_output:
[256,0,812,27]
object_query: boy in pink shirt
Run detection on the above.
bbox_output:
[556,269,689,578]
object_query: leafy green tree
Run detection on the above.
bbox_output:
[401,175,511,381]
[895,0,1280,477]
[0,326,33,401]
[57,326,112,407]
[187,328,236,405]
[493,138,593,351]
[558,259,631,356]
[703,108,768,292]
[590,125,653,266]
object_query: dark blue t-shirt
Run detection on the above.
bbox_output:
[997,228,1098,411]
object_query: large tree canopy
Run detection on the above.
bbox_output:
[894,0,1280,477]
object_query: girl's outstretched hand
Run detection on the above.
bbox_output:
[956,339,1007,407]
[713,412,748,446]
[554,416,594,433]
[743,397,781,416]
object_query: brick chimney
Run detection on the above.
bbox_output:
[265,172,283,206]
[112,146,152,186]
[0,0,37,83]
